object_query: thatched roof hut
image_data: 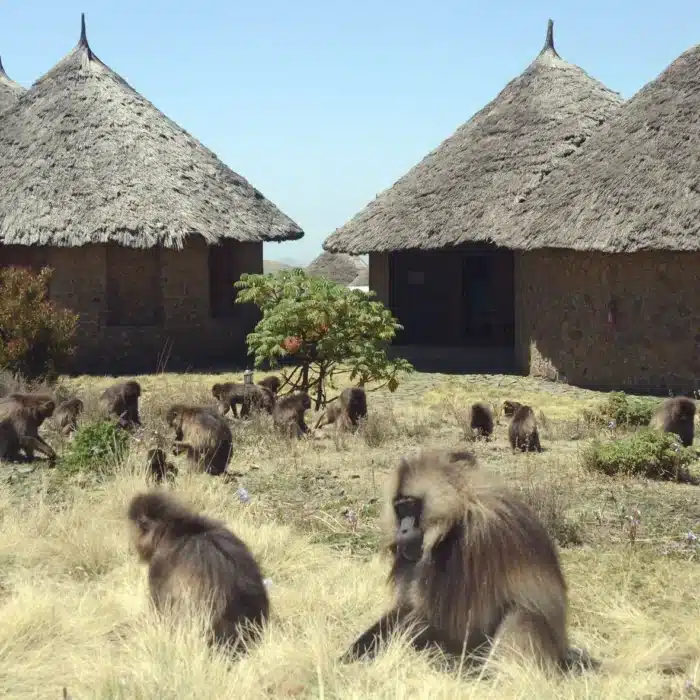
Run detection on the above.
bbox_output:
[349,266,369,287]
[323,20,623,254]
[0,15,303,248]
[518,41,700,252]
[306,251,367,285]
[0,56,25,114]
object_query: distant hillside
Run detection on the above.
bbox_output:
[263,260,305,274]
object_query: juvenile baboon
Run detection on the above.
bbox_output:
[273,392,312,438]
[508,404,542,452]
[649,397,696,447]
[127,491,269,650]
[502,400,523,418]
[257,376,281,396]
[211,382,275,418]
[314,387,368,432]
[99,380,141,429]
[146,447,178,483]
[342,448,589,672]
[0,393,55,428]
[0,402,57,463]
[53,398,84,436]
[166,404,232,476]
[470,401,494,438]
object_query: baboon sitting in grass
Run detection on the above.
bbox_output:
[273,392,312,438]
[99,380,142,429]
[508,404,542,453]
[53,398,84,436]
[649,396,696,447]
[314,386,368,432]
[470,401,494,438]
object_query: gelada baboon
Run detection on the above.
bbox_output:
[508,404,542,453]
[314,386,368,432]
[502,400,522,418]
[0,398,56,463]
[470,401,494,438]
[273,392,312,438]
[166,404,232,476]
[342,448,589,672]
[146,447,178,483]
[0,392,55,428]
[211,382,275,418]
[257,376,281,396]
[53,398,84,436]
[127,491,269,650]
[649,397,696,447]
[99,380,141,429]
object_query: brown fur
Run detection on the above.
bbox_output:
[146,447,178,483]
[99,380,141,429]
[342,448,588,673]
[503,400,523,418]
[0,393,55,428]
[257,376,281,396]
[649,397,696,447]
[166,404,232,476]
[470,402,494,438]
[127,491,269,650]
[508,405,542,452]
[53,398,84,436]
[0,399,56,463]
[211,382,275,418]
[314,386,368,432]
[273,392,312,438]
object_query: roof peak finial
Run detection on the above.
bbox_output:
[537,18,560,59]
[0,55,5,77]
[77,12,94,59]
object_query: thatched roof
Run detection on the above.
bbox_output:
[323,20,623,255]
[307,252,367,285]
[349,266,369,286]
[0,56,25,114]
[0,15,303,249]
[518,41,700,252]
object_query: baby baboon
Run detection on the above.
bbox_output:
[127,491,269,650]
[99,380,141,429]
[0,393,55,428]
[508,404,542,452]
[0,402,57,463]
[470,401,494,438]
[502,400,523,418]
[273,392,312,438]
[342,448,589,672]
[146,447,178,483]
[314,386,368,432]
[257,376,281,396]
[166,404,232,476]
[53,398,84,436]
[211,382,274,418]
[649,397,696,447]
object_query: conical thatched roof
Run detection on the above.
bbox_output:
[306,252,367,285]
[0,15,303,248]
[349,266,369,286]
[518,41,700,252]
[323,20,623,255]
[0,56,25,114]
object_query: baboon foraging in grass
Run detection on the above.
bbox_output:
[211,382,275,418]
[166,404,232,475]
[273,392,312,438]
[0,402,56,463]
[257,376,281,396]
[127,491,269,650]
[314,386,368,432]
[502,400,523,418]
[470,402,494,438]
[342,448,593,673]
[53,398,84,436]
[508,404,542,453]
[99,380,141,429]
[649,397,696,447]
[146,447,178,483]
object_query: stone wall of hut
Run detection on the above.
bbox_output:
[0,238,263,373]
[515,250,700,394]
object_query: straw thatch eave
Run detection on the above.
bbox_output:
[0,15,304,249]
[323,20,623,255]
[0,56,25,115]
[306,251,367,285]
[517,41,700,252]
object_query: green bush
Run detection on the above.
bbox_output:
[582,429,698,481]
[582,391,658,429]
[60,421,130,475]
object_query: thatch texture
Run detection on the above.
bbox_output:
[323,20,623,255]
[518,42,700,252]
[306,251,367,285]
[349,266,369,286]
[0,56,24,114]
[0,16,303,248]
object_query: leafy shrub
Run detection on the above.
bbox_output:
[582,429,698,481]
[0,267,79,380]
[60,421,130,475]
[582,391,658,429]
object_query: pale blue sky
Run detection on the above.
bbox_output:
[2,1,699,264]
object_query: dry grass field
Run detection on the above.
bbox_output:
[2,370,700,699]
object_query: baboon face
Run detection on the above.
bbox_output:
[124,381,141,399]
[211,384,224,400]
[503,400,522,417]
[393,496,423,562]
[165,406,183,430]
[129,514,156,562]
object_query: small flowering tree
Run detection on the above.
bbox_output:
[234,269,413,409]
[0,266,79,379]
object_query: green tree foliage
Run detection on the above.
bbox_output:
[0,267,79,380]
[234,269,413,408]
